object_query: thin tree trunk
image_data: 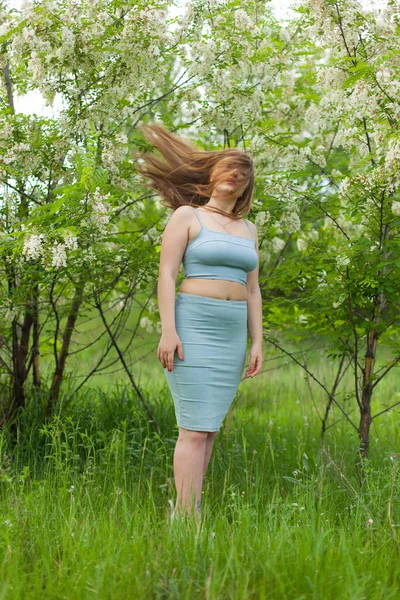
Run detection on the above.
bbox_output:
[32,283,41,389]
[3,62,15,112]
[95,295,161,436]
[45,278,85,419]
[358,290,386,462]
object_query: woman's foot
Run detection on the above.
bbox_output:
[168,499,202,525]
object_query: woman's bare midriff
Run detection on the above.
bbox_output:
[179,278,248,301]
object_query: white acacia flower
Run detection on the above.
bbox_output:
[333,295,345,308]
[147,299,158,315]
[296,236,308,252]
[22,234,43,261]
[311,145,327,169]
[90,192,111,234]
[64,231,78,250]
[27,53,44,82]
[336,254,350,267]
[280,29,291,43]
[140,316,153,333]
[234,9,253,29]
[338,177,351,198]
[385,140,400,172]
[391,201,400,215]
[376,67,391,83]
[13,143,30,152]
[115,132,128,145]
[51,242,67,269]
[2,300,17,322]
[255,211,270,229]
[280,211,301,233]
[271,236,286,252]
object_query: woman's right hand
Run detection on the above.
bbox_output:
[157,331,184,372]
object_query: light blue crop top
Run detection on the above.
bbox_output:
[182,207,258,286]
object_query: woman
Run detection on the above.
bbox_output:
[136,123,263,520]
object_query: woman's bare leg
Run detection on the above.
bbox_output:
[173,428,208,517]
[202,431,219,480]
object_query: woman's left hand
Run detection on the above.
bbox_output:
[245,344,262,378]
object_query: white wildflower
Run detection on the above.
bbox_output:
[234,9,253,29]
[277,102,290,113]
[51,242,67,269]
[14,143,31,152]
[22,234,43,261]
[299,146,312,161]
[376,67,391,84]
[296,236,308,252]
[338,177,351,199]
[385,139,400,173]
[311,145,327,169]
[3,299,17,322]
[140,316,153,333]
[336,254,350,267]
[115,132,128,145]
[255,211,271,230]
[81,247,96,265]
[92,203,110,232]
[280,28,290,43]
[147,299,158,314]
[0,23,10,37]
[271,236,285,252]
[280,211,301,233]
[391,201,400,215]
[64,231,78,250]
[3,519,13,528]
[332,295,345,308]
[91,191,111,234]
[27,51,44,82]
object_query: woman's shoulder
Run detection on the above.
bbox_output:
[173,204,196,216]
[168,205,197,228]
[244,217,257,235]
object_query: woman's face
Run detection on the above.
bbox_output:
[211,160,249,195]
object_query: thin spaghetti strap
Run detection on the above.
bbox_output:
[243,219,254,239]
[191,206,204,226]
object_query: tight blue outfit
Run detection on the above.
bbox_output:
[164,206,258,432]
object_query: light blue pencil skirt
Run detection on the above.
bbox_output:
[164,292,248,432]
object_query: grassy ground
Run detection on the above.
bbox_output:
[0,343,399,599]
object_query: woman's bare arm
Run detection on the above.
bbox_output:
[157,205,193,334]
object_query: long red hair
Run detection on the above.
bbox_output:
[134,123,254,219]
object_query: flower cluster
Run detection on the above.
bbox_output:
[21,229,79,270]
[255,211,271,233]
[140,316,162,334]
[51,242,67,269]
[279,211,301,234]
[22,233,45,261]
[90,188,112,235]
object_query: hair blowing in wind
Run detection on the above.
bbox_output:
[134,123,255,219]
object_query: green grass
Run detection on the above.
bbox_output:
[1,346,400,599]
